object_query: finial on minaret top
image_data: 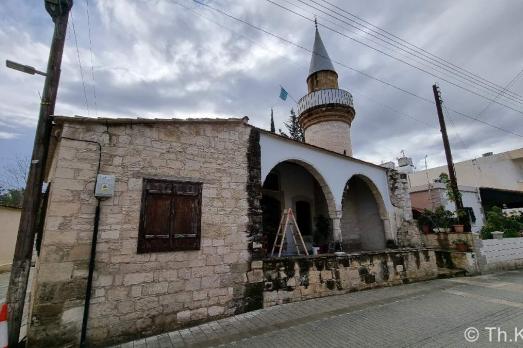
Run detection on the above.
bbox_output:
[314,16,318,29]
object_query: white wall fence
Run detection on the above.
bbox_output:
[476,237,523,273]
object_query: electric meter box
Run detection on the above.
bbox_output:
[95,174,115,198]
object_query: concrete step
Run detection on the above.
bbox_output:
[437,267,467,279]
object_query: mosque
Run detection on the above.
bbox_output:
[26,26,429,347]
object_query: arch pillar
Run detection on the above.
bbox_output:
[331,209,343,242]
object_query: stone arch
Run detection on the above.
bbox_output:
[261,159,337,254]
[340,174,388,251]
[262,159,337,219]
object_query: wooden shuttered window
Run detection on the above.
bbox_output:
[138,179,202,253]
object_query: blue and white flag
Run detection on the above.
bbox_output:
[279,87,288,101]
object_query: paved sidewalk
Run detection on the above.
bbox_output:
[112,269,523,347]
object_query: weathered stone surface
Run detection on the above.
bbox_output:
[28,120,253,347]
[388,169,423,248]
[262,250,438,307]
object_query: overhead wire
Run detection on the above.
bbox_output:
[278,0,490,99]
[309,0,523,103]
[264,0,523,114]
[477,68,523,117]
[84,0,98,116]
[173,0,429,128]
[191,0,522,138]
[70,10,90,116]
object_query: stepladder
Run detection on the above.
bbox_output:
[271,208,309,257]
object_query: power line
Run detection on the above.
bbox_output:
[265,0,523,114]
[291,0,523,105]
[70,10,90,116]
[190,0,522,138]
[84,0,98,116]
[174,0,432,130]
[279,0,488,98]
[477,68,523,117]
[313,0,523,103]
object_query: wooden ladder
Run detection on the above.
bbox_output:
[271,208,309,257]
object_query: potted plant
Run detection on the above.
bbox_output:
[417,209,434,234]
[453,238,469,252]
[452,209,467,233]
[433,206,453,233]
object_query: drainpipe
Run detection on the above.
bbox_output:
[61,136,102,347]
[80,198,101,347]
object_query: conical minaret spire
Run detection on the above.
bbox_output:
[308,23,336,78]
[297,24,356,155]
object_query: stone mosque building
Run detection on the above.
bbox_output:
[26,27,435,347]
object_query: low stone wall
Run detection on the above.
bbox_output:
[423,232,475,251]
[260,249,438,307]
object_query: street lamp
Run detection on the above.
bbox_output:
[5,59,47,76]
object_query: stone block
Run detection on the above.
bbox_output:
[193,290,208,301]
[177,310,191,323]
[61,306,83,324]
[123,272,154,286]
[208,306,224,317]
[251,261,263,269]
[38,262,74,282]
[190,307,208,321]
[142,282,169,296]
[184,278,201,291]
[247,270,264,283]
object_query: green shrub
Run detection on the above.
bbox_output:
[480,206,523,239]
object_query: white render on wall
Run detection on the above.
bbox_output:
[260,132,393,211]
[259,132,397,243]
[409,148,523,191]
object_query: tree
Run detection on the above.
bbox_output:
[438,172,462,204]
[0,156,29,208]
[270,108,275,133]
[279,108,304,142]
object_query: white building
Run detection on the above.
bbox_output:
[409,148,523,192]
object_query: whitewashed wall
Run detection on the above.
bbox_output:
[259,132,396,242]
[259,133,393,212]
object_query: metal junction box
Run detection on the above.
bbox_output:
[95,174,115,198]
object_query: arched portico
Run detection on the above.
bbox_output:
[340,175,389,251]
[261,160,337,255]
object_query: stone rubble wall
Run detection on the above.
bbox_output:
[261,249,438,307]
[387,169,422,248]
[28,121,254,347]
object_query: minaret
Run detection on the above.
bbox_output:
[297,23,356,155]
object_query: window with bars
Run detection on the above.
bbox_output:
[138,179,202,253]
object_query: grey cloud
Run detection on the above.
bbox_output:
[1,0,522,169]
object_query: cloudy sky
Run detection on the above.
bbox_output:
[1,0,522,185]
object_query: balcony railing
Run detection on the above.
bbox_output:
[297,88,353,115]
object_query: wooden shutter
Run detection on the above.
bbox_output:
[138,179,201,253]
[172,182,202,251]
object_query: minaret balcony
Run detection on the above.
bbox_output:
[297,88,354,116]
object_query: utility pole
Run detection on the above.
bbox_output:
[432,84,464,215]
[7,1,73,345]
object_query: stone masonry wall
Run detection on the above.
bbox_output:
[388,169,422,248]
[28,120,254,347]
[304,120,352,155]
[262,249,438,307]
